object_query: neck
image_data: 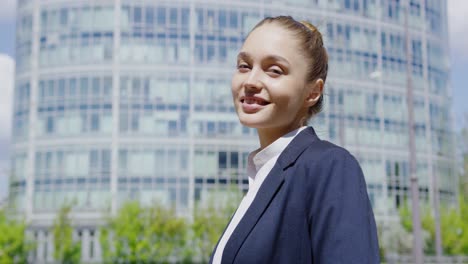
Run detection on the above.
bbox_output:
[257,124,304,150]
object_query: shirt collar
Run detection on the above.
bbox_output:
[247,126,307,180]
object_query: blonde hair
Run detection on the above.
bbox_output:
[249,16,328,121]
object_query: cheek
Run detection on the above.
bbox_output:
[231,76,242,96]
[231,84,238,99]
[272,85,302,102]
[271,84,307,109]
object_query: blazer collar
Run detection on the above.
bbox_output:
[276,126,319,170]
[220,126,319,263]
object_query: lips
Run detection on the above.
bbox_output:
[239,96,270,113]
[240,96,270,106]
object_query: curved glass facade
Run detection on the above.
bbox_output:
[12,0,455,261]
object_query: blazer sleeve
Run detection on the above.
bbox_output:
[306,148,380,264]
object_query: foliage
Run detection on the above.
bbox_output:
[421,206,436,255]
[399,201,413,232]
[400,202,437,254]
[0,209,34,264]
[440,196,468,255]
[379,220,413,256]
[51,204,81,264]
[100,188,243,263]
[398,197,468,256]
[100,201,190,263]
[191,190,241,262]
[463,154,468,204]
[461,121,468,204]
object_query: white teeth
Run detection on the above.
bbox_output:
[245,98,256,104]
[243,97,269,105]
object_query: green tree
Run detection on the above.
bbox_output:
[435,118,468,255]
[100,201,190,263]
[399,201,413,232]
[51,204,81,264]
[398,197,468,256]
[440,196,468,255]
[0,209,34,263]
[398,201,433,254]
[379,220,413,256]
[191,189,242,262]
[461,116,468,203]
[462,154,468,203]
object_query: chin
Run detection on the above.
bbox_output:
[237,115,269,129]
[239,121,260,129]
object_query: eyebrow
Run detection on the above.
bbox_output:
[237,51,290,66]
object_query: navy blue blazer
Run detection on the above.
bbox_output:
[210,127,380,264]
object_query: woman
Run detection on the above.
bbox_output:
[210,16,380,263]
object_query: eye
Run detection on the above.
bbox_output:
[237,63,251,72]
[268,66,284,76]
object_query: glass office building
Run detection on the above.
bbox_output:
[11,0,455,261]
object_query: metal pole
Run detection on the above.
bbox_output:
[433,161,443,262]
[419,0,443,260]
[404,1,424,263]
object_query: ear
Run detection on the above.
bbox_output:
[305,79,324,107]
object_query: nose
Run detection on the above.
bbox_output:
[243,68,263,91]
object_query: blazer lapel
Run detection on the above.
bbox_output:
[221,163,285,264]
[209,205,239,263]
[221,127,319,263]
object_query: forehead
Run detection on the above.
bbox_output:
[241,23,303,61]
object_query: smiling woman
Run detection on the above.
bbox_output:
[231,20,325,148]
[211,16,380,264]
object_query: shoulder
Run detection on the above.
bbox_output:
[280,127,362,185]
[300,138,359,168]
[292,138,366,199]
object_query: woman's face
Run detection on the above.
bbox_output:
[232,23,318,133]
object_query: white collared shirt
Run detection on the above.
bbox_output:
[212,126,307,264]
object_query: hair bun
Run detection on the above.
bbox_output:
[300,20,323,46]
[300,21,318,33]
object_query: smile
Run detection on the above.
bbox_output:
[240,96,270,106]
[239,96,270,113]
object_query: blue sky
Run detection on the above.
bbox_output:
[0,1,467,199]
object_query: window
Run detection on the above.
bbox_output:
[129,150,154,175]
[41,11,48,30]
[90,150,99,172]
[170,8,177,25]
[92,77,100,97]
[91,114,99,131]
[134,6,142,23]
[230,152,238,168]
[145,7,154,25]
[102,150,111,172]
[219,151,227,169]
[58,79,65,98]
[168,120,177,134]
[219,10,227,28]
[229,11,238,28]
[157,7,166,25]
[46,116,54,133]
[69,78,77,97]
[80,77,88,99]
[39,81,46,102]
[59,8,68,26]
[103,77,112,96]
[119,150,128,172]
[207,121,215,134]
[181,8,189,26]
